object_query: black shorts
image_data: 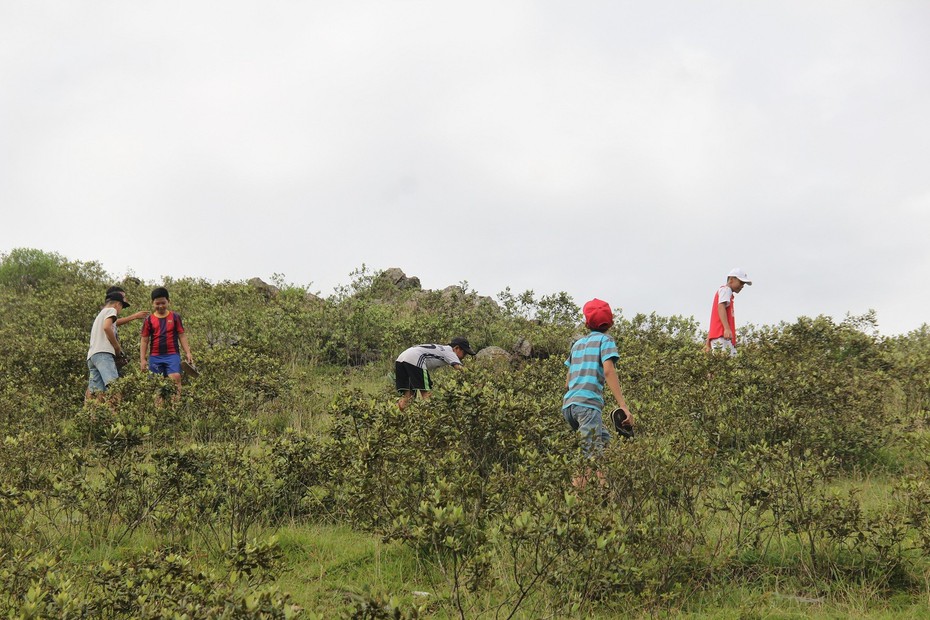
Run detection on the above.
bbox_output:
[395,361,431,393]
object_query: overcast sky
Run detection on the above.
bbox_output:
[2,1,928,335]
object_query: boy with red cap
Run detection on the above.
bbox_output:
[562,299,633,464]
[705,268,752,356]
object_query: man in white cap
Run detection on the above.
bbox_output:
[705,268,752,356]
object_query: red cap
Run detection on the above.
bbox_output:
[583,298,613,330]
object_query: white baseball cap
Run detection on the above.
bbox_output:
[727,268,752,285]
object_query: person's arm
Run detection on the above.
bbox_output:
[565,368,570,389]
[717,302,732,341]
[115,311,149,326]
[179,333,193,365]
[444,347,464,371]
[103,316,121,356]
[603,358,632,425]
[140,336,149,371]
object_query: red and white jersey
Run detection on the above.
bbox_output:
[708,285,737,345]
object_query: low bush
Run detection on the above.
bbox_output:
[2,250,929,616]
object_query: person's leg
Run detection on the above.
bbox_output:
[571,405,610,488]
[87,357,105,403]
[90,352,120,407]
[574,406,609,456]
[397,362,429,410]
[97,354,119,389]
[168,374,182,401]
[398,390,412,410]
[418,367,431,401]
[148,355,177,406]
[164,355,183,401]
[396,361,412,410]
[709,337,737,357]
[563,405,589,486]
[399,389,431,409]
[562,405,580,431]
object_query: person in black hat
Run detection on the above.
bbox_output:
[106,286,150,329]
[394,337,476,410]
[84,287,148,401]
[85,289,132,400]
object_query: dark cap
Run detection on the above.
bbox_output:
[105,291,130,308]
[151,287,170,301]
[450,337,476,356]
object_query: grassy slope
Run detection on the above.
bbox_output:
[250,364,930,618]
[3,253,929,618]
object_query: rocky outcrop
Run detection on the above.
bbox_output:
[248,277,279,300]
[377,268,422,291]
[514,338,533,358]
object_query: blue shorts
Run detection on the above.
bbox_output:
[563,404,611,457]
[88,352,119,392]
[149,354,182,376]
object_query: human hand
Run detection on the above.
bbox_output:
[610,407,635,438]
[620,407,633,427]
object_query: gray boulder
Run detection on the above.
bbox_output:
[377,268,422,291]
[476,346,512,362]
[514,338,533,358]
[441,285,465,300]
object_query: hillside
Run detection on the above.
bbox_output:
[2,247,930,618]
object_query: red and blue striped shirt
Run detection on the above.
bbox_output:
[142,312,185,356]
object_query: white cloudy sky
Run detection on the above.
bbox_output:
[2,1,929,335]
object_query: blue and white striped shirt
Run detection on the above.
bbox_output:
[562,332,619,413]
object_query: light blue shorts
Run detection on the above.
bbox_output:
[563,404,611,457]
[87,352,119,392]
